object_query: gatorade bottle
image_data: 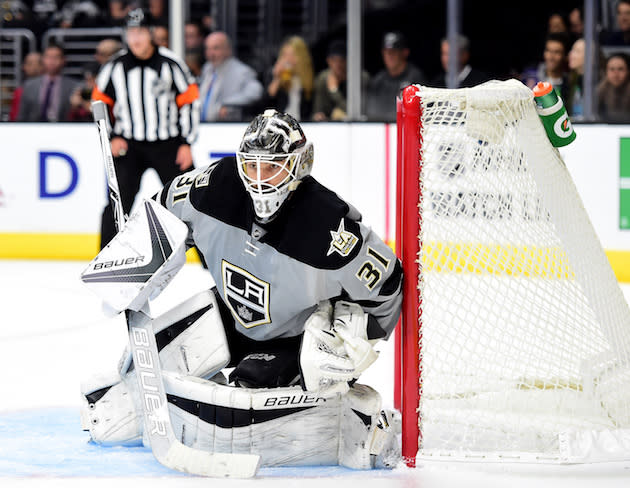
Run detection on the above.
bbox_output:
[532,81,576,147]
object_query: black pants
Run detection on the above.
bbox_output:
[100,138,185,249]
[212,288,303,388]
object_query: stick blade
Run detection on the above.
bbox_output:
[163,443,261,478]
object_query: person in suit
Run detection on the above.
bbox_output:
[430,34,490,89]
[9,51,43,121]
[17,43,80,122]
[198,31,264,121]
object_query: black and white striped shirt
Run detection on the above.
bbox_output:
[93,46,200,144]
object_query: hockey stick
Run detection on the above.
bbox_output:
[90,101,261,478]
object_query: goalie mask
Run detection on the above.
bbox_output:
[237,109,314,222]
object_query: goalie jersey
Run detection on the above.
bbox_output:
[155,157,402,342]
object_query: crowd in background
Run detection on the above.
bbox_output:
[4,0,630,123]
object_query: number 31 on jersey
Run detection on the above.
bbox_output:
[356,247,391,291]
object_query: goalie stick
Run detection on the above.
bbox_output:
[90,100,261,478]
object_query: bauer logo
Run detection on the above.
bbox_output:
[92,256,145,270]
[130,326,168,437]
[263,394,326,407]
[222,260,271,328]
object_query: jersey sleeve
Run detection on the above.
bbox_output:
[91,60,116,108]
[168,52,200,145]
[335,220,403,341]
[154,165,211,246]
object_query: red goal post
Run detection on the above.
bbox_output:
[396,85,422,467]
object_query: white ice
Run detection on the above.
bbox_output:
[1,259,630,487]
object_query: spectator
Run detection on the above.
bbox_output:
[198,31,263,121]
[569,7,584,40]
[536,33,570,102]
[367,31,426,122]
[147,0,167,26]
[264,36,314,121]
[185,21,205,56]
[185,22,205,78]
[430,34,488,89]
[602,0,630,46]
[17,43,80,122]
[312,40,369,121]
[566,38,585,118]
[547,12,569,35]
[153,25,169,48]
[597,53,630,122]
[9,52,43,122]
[68,62,99,122]
[94,38,122,67]
[105,0,130,27]
[91,8,199,248]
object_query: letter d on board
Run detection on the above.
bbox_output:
[39,151,79,198]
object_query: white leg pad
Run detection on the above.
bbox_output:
[162,376,400,468]
[81,289,230,445]
[80,371,143,446]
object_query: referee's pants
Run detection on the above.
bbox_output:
[100,138,186,249]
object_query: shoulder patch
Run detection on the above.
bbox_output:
[327,219,359,257]
[194,162,218,188]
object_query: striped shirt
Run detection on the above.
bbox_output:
[92,46,200,144]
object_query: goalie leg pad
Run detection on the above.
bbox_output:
[339,384,401,469]
[82,289,230,445]
[80,371,143,446]
[162,376,401,468]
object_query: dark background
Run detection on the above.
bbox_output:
[311,0,589,81]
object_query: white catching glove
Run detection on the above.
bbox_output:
[300,300,378,397]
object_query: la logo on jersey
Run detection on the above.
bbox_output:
[222,260,271,328]
[327,219,358,257]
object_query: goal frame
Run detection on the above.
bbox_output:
[394,81,630,467]
[396,84,422,467]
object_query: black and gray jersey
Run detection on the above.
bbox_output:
[155,157,403,342]
[93,46,200,144]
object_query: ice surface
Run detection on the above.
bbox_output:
[1,260,629,487]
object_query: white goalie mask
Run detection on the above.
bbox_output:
[237,109,314,222]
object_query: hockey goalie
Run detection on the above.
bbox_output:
[80,109,403,469]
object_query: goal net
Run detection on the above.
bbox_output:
[396,80,630,465]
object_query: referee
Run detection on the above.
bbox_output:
[92,8,200,248]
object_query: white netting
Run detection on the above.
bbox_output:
[413,80,630,462]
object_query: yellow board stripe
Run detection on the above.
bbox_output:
[0,233,200,263]
[385,239,630,283]
[0,234,626,281]
[422,242,575,279]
